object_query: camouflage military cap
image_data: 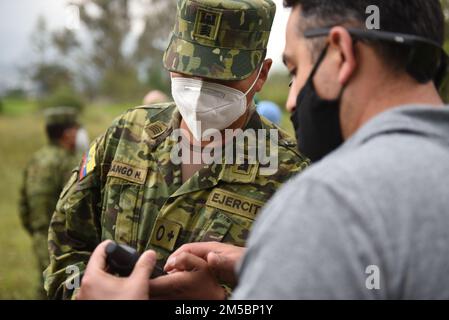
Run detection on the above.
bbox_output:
[163,0,276,81]
[44,106,79,126]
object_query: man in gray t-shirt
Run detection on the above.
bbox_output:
[234,105,449,299]
[232,0,449,299]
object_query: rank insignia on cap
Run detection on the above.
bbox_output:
[79,143,96,180]
[193,8,222,41]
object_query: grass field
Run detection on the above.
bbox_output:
[0,89,293,299]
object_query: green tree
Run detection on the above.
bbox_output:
[27,0,176,103]
[73,0,174,100]
[30,16,50,64]
[38,85,85,111]
[32,64,73,95]
[75,0,138,100]
[134,0,176,94]
[77,0,130,70]
[28,16,77,96]
[52,29,80,56]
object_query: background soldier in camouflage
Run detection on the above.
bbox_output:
[44,0,309,299]
[19,107,81,299]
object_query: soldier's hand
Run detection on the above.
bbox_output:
[149,252,226,300]
[164,242,245,288]
[76,240,156,300]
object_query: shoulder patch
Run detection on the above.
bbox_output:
[79,143,96,181]
[222,162,259,183]
[146,121,168,139]
[206,188,264,220]
[231,163,258,180]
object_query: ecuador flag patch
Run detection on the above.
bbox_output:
[79,143,96,180]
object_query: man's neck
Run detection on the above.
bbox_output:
[344,79,444,139]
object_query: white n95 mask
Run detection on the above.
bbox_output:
[171,66,263,141]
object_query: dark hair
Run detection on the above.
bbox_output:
[284,0,445,72]
[46,123,76,143]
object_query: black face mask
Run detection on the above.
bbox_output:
[291,46,345,162]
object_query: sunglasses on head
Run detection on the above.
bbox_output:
[303,27,449,89]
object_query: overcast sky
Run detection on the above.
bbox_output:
[0,0,291,92]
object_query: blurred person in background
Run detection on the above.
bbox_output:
[256,100,282,125]
[143,90,169,105]
[19,106,88,299]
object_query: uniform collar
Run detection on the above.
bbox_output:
[167,104,263,198]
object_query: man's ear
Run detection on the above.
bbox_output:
[254,59,273,92]
[329,27,357,86]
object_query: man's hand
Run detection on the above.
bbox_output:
[165,242,245,288]
[76,240,157,300]
[148,242,245,300]
[149,252,226,300]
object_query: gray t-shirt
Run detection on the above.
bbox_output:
[233,105,449,300]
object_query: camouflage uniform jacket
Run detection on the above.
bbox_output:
[44,103,309,299]
[20,144,78,235]
[19,145,78,273]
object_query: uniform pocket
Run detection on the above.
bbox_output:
[200,211,233,243]
[200,187,263,246]
[101,177,143,245]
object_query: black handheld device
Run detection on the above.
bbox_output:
[105,242,140,277]
[105,241,166,277]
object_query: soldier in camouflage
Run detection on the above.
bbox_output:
[19,107,81,299]
[44,0,310,299]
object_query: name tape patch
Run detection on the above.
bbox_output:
[206,188,264,220]
[107,161,148,185]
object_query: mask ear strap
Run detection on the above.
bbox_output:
[311,44,347,101]
[309,44,330,79]
[244,63,265,96]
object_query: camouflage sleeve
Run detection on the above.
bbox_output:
[44,136,107,300]
[276,144,311,185]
